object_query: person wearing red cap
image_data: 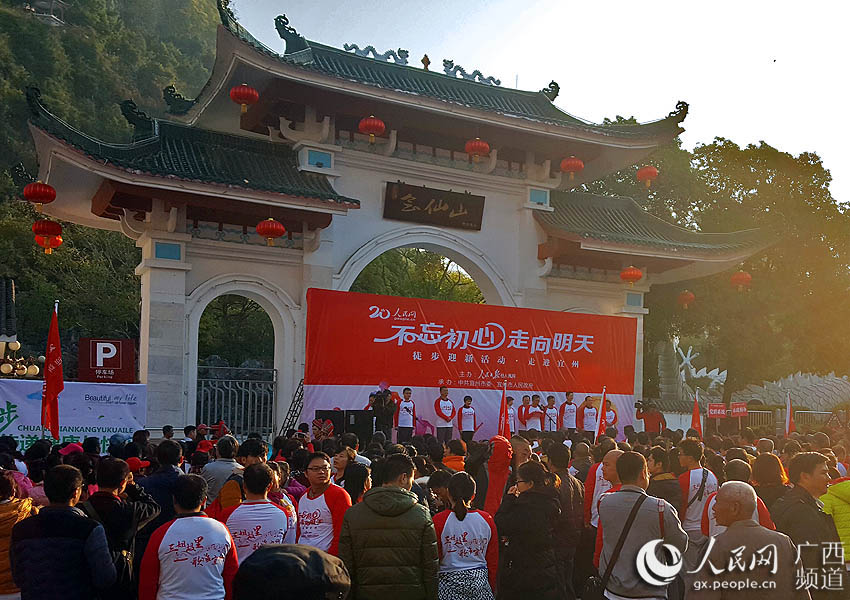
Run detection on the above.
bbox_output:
[58,442,84,458]
[81,457,160,598]
[126,456,151,477]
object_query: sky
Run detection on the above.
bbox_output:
[233,0,849,204]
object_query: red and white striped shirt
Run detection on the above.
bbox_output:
[139,513,238,600]
[220,500,292,564]
[678,468,719,532]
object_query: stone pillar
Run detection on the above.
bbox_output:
[135,226,192,428]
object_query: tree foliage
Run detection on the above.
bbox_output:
[351,248,484,304]
[198,295,274,368]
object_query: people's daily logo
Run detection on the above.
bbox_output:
[636,539,684,586]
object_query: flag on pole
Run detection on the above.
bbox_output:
[785,390,796,437]
[497,382,511,439]
[594,386,608,442]
[41,301,63,440]
[690,388,702,439]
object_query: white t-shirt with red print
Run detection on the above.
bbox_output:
[138,514,238,600]
[220,500,291,564]
[583,462,613,527]
[296,484,351,555]
[435,397,456,426]
[458,406,477,432]
[433,509,499,592]
[678,468,719,532]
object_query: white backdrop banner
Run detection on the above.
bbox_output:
[0,379,146,452]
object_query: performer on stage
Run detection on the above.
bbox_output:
[526,395,545,432]
[517,395,531,433]
[434,386,456,442]
[558,391,577,437]
[394,387,416,444]
[457,396,478,443]
[604,398,618,436]
[577,396,598,441]
[543,395,559,433]
[506,396,518,436]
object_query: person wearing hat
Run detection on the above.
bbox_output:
[126,456,151,477]
[58,442,84,458]
[80,457,160,598]
[233,544,350,600]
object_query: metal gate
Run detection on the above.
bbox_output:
[196,366,277,440]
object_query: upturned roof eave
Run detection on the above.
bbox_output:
[173,25,685,149]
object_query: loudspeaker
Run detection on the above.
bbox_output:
[345,409,374,445]
[314,410,345,438]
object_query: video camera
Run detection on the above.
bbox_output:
[634,400,657,411]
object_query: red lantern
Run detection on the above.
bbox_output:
[619,265,643,286]
[730,270,752,292]
[35,234,62,255]
[23,181,56,212]
[464,138,490,163]
[678,289,696,309]
[32,219,62,238]
[229,83,259,114]
[637,165,659,188]
[255,218,286,246]
[560,156,585,181]
[358,115,386,144]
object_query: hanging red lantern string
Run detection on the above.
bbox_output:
[464,138,490,163]
[560,156,585,181]
[255,218,286,247]
[35,235,62,255]
[229,83,259,114]
[32,219,62,238]
[677,289,695,310]
[637,165,659,188]
[619,265,643,286]
[358,115,386,144]
[23,181,56,213]
[730,270,752,292]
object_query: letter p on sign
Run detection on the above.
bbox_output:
[95,342,118,367]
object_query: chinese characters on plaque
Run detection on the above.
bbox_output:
[384,181,485,230]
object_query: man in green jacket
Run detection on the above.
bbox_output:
[339,453,438,600]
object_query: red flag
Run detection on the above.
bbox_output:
[690,389,702,439]
[595,387,608,442]
[498,383,511,440]
[41,301,63,440]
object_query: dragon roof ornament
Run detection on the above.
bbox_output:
[343,44,409,65]
[275,14,309,55]
[442,60,500,86]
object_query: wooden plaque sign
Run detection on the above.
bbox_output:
[383,181,485,231]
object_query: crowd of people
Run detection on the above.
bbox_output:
[0,411,848,599]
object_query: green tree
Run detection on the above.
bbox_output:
[352,248,484,303]
[197,295,274,367]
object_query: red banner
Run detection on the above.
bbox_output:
[707,403,727,419]
[730,402,748,418]
[305,289,637,393]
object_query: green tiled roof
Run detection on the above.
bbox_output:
[26,88,357,207]
[212,3,687,140]
[537,191,771,255]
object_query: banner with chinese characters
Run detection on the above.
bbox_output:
[304,289,637,440]
[730,402,748,418]
[708,403,727,419]
[0,379,146,451]
[383,181,485,230]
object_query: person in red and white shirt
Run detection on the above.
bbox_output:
[593,449,623,567]
[139,474,238,600]
[219,464,293,564]
[526,395,545,431]
[558,392,577,435]
[457,396,478,443]
[603,399,618,434]
[433,472,498,598]
[700,459,775,537]
[542,395,559,433]
[583,440,617,527]
[577,396,598,440]
[506,396,518,435]
[678,440,719,534]
[516,395,531,433]
[296,452,352,556]
[434,386,456,443]
[395,387,417,444]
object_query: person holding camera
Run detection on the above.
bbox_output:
[371,389,397,441]
[634,400,666,436]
